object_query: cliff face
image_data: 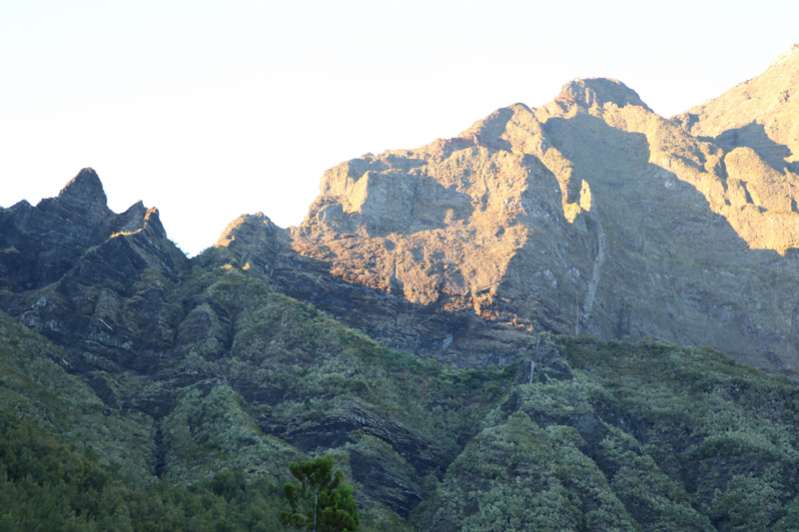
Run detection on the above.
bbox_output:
[283,52,799,373]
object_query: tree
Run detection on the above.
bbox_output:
[280,455,359,532]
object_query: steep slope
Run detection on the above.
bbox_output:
[3,276,799,530]
[676,44,799,172]
[289,65,799,373]
[210,213,535,367]
[533,79,799,371]
[0,310,153,479]
[0,168,187,292]
[0,168,190,376]
[416,335,799,531]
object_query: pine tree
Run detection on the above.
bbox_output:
[279,456,359,532]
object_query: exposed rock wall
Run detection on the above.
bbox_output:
[278,53,799,373]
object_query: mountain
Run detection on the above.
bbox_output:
[2,47,799,530]
[288,53,799,374]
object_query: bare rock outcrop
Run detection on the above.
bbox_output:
[280,48,799,373]
[0,168,190,372]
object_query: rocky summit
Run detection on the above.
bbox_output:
[286,51,799,374]
[2,47,799,531]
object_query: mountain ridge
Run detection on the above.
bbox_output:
[5,47,799,374]
[257,46,799,374]
[3,45,799,530]
[2,166,799,529]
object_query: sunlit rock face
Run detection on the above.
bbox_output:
[673,43,799,252]
[283,48,799,372]
[292,102,595,330]
[676,44,799,171]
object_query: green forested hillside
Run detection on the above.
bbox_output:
[2,266,799,530]
[418,337,799,531]
[0,415,286,532]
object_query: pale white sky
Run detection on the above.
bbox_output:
[1,0,796,254]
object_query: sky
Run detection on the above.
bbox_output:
[1,0,797,255]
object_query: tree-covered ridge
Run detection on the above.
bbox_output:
[0,270,507,530]
[2,266,799,530]
[416,337,799,530]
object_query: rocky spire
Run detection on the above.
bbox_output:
[58,167,108,207]
[141,207,167,239]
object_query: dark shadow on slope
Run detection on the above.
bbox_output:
[199,239,536,369]
[472,107,514,151]
[495,113,799,372]
[711,122,799,173]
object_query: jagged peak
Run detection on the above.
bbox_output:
[121,200,147,219]
[109,205,168,241]
[58,167,108,206]
[111,201,148,233]
[556,78,651,111]
[143,207,166,239]
[225,212,277,229]
[503,102,533,115]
